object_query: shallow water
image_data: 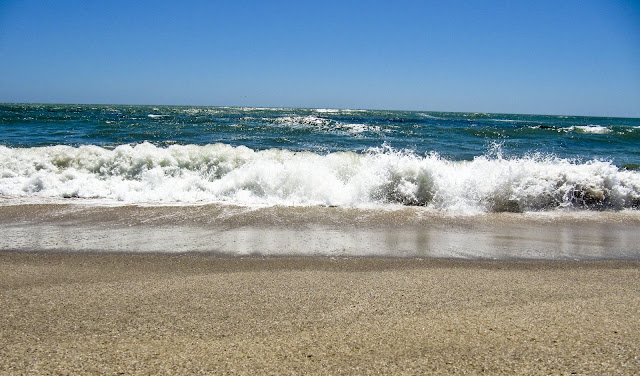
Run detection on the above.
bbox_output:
[1,204,638,259]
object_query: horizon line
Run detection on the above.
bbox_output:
[1,101,639,120]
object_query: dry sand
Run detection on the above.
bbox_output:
[1,252,639,374]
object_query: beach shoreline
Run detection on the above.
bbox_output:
[2,203,640,259]
[2,251,639,374]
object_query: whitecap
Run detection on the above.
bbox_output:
[272,115,380,134]
[568,125,612,134]
[1,143,638,213]
[418,113,444,120]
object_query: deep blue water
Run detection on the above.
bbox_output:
[1,104,638,167]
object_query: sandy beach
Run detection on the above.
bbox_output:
[1,252,639,374]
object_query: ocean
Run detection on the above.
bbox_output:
[1,103,639,258]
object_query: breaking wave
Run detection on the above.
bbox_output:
[1,143,639,212]
[567,125,612,134]
[270,115,381,134]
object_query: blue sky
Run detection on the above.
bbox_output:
[0,0,638,117]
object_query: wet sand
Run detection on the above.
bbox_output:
[2,204,640,259]
[1,252,639,374]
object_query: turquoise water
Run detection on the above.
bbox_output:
[2,104,639,166]
[1,103,639,211]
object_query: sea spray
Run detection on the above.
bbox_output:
[1,142,638,212]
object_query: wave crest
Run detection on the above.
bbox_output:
[1,143,638,212]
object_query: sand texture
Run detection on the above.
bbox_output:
[1,252,639,375]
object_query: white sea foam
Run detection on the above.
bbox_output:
[0,143,638,212]
[418,113,443,120]
[567,125,612,134]
[237,107,286,111]
[272,115,380,134]
[275,115,331,127]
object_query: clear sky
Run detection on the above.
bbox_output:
[0,0,638,117]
